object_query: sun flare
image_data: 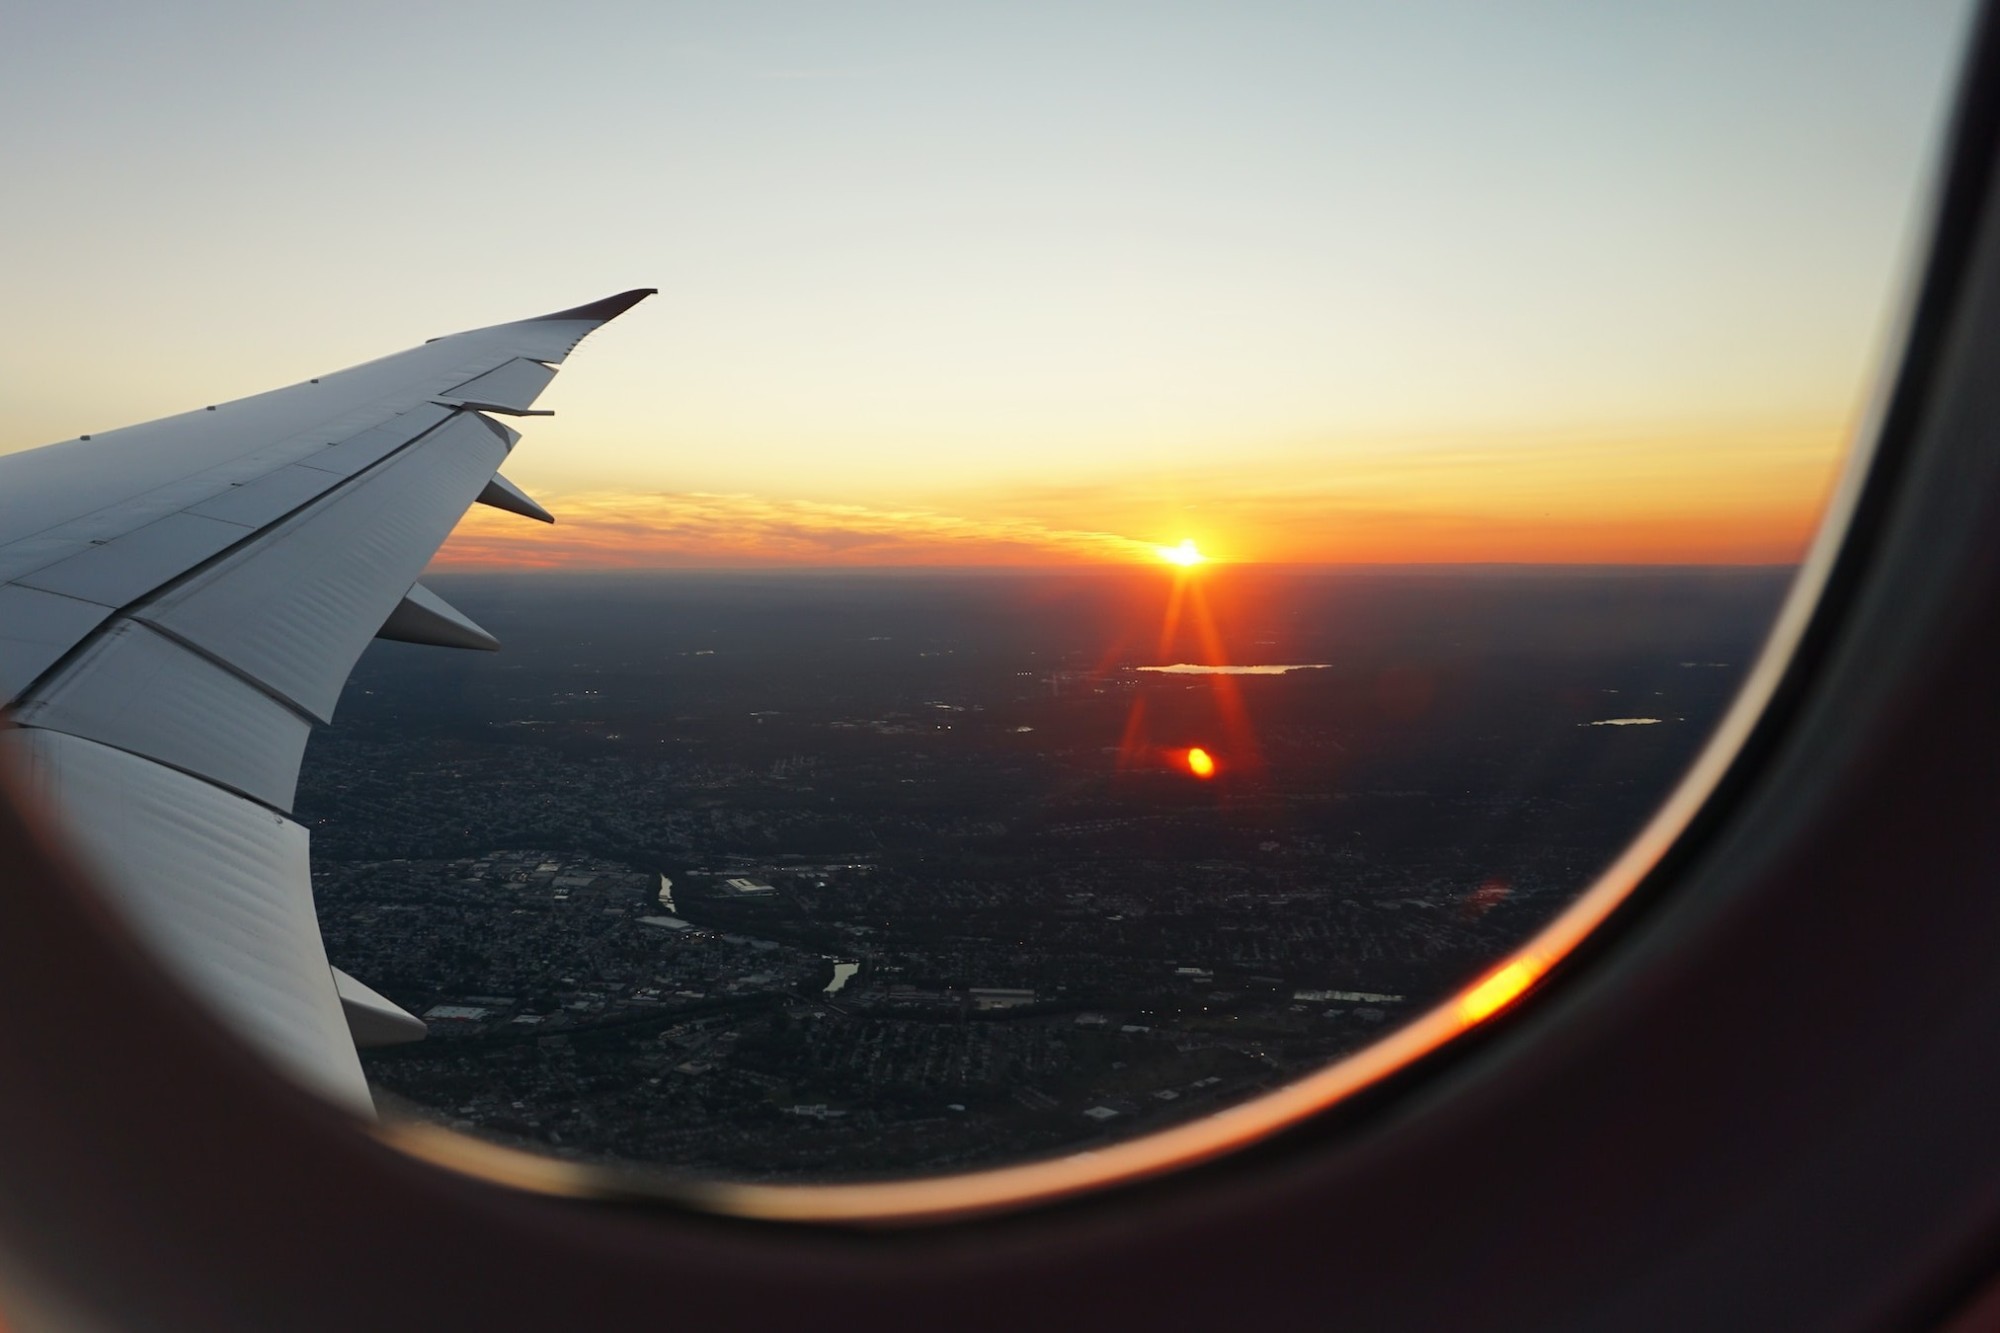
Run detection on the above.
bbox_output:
[1157,538,1206,567]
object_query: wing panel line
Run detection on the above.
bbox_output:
[7,405,480,710]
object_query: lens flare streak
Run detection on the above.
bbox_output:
[1113,553,1269,779]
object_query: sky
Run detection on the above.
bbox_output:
[0,1,1976,568]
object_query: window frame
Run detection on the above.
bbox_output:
[6,4,2000,1325]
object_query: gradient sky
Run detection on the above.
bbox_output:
[0,1,1975,567]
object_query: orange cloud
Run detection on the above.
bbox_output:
[927,421,1849,566]
[435,422,1850,570]
[433,491,1162,570]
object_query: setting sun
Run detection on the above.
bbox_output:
[1158,539,1207,568]
[1185,747,1218,779]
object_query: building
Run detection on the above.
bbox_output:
[969,987,1037,1011]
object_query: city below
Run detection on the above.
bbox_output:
[299,565,1787,1180]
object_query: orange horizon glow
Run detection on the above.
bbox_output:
[432,484,1833,573]
[432,414,1847,573]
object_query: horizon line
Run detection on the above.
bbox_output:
[424,559,1805,576]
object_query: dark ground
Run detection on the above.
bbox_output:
[300,564,1789,1180]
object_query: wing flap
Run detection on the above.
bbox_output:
[2,728,368,1113]
[14,621,312,811]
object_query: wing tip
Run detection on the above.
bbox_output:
[529,288,658,324]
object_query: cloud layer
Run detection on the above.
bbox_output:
[436,423,1847,571]
[434,491,1162,569]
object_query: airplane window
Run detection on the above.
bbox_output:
[0,1,1976,1218]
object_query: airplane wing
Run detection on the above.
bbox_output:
[0,290,655,1114]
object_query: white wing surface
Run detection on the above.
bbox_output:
[0,290,655,1113]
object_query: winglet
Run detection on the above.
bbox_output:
[528,288,658,323]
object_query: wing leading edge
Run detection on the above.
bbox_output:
[0,290,655,1112]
